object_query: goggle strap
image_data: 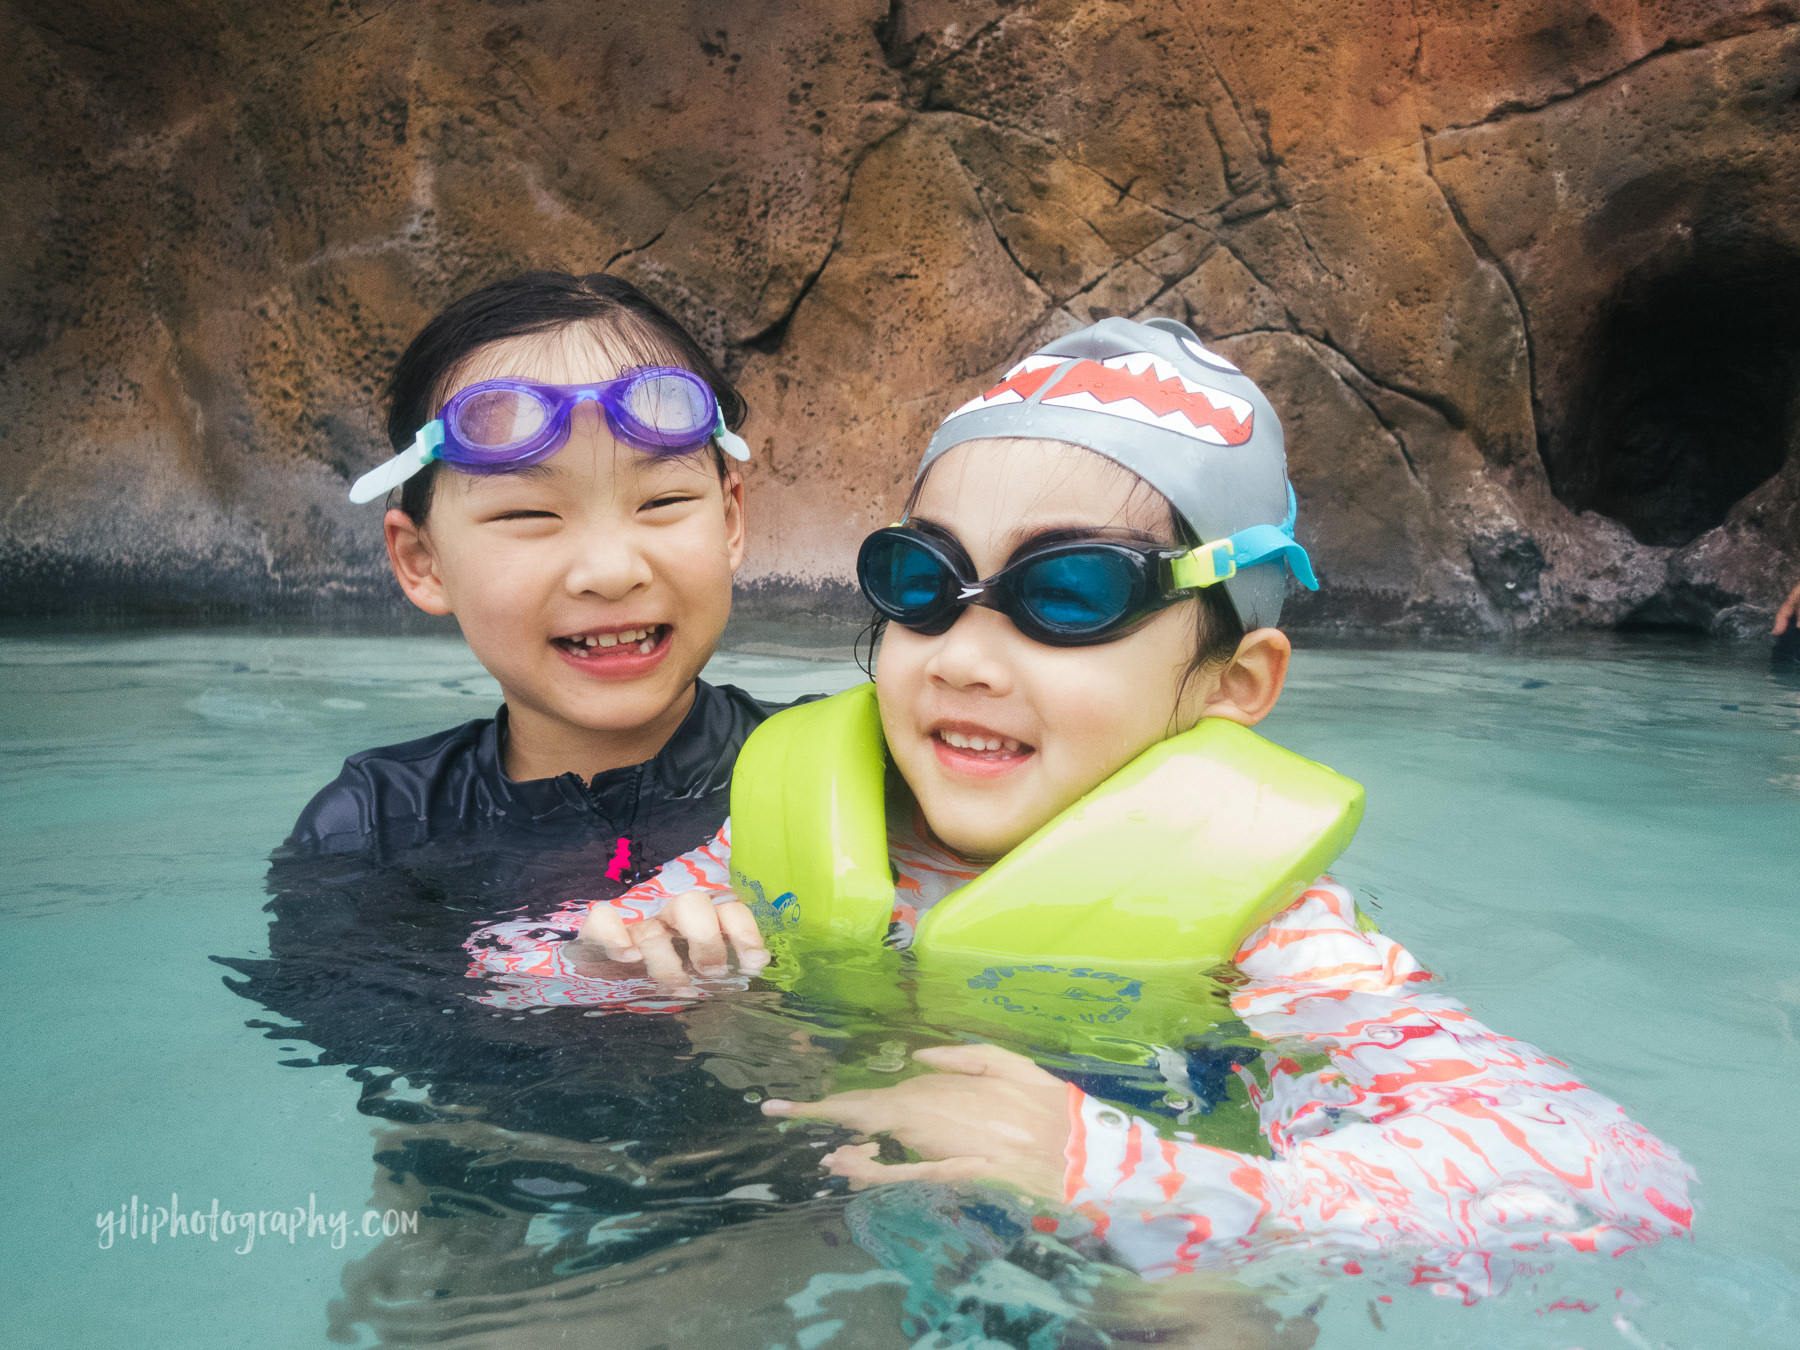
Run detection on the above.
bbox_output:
[1223,523,1319,590]
[712,409,751,462]
[1168,500,1320,593]
[347,422,444,504]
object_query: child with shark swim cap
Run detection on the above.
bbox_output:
[467,317,1692,1298]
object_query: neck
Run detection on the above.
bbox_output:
[500,682,699,783]
[890,771,1002,871]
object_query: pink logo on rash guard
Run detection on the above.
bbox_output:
[605,837,632,882]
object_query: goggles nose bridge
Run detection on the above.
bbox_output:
[956,580,1012,624]
[563,387,609,436]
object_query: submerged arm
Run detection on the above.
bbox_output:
[769,881,1693,1290]
[1064,882,1693,1282]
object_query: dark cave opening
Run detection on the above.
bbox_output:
[1552,246,1800,549]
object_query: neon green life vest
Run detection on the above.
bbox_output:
[728,682,1363,1061]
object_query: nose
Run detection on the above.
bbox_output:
[922,604,1017,696]
[562,516,653,601]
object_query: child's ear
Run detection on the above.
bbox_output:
[1199,627,1291,727]
[722,471,747,573]
[384,508,453,616]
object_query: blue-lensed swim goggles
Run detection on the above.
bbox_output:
[858,486,1316,646]
[349,367,750,504]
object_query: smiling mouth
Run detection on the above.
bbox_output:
[553,625,668,659]
[933,728,1032,759]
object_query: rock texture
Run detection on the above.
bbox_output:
[3,0,1796,633]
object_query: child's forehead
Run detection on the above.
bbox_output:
[916,437,1171,535]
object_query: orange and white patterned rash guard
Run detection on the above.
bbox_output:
[463,808,1694,1296]
[1059,880,1692,1296]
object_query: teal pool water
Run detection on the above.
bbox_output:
[2,625,1795,1347]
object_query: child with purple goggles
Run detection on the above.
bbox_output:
[299,269,773,988]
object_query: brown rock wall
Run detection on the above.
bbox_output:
[2,0,1796,632]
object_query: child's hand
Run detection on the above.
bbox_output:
[571,890,769,996]
[762,1043,1070,1198]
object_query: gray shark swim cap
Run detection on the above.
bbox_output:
[918,317,1315,629]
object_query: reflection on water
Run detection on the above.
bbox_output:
[330,1170,1310,1348]
[4,626,1798,1348]
[223,829,1282,1347]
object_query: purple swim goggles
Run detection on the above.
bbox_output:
[349,366,750,504]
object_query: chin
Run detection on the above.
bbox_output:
[928,818,1026,866]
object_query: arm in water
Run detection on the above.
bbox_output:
[1776,578,1800,634]
[765,879,1693,1292]
[464,822,765,1006]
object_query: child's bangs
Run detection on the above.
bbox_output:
[906,437,1180,541]
[429,319,692,416]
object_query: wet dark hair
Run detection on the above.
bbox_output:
[854,449,1248,711]
[385,271,746,522]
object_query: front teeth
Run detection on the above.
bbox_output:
[574,627,658,653]
[939,729,1022,753]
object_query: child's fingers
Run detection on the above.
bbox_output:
[576,905,640,962]
[761,1090,884,1132]
[821,1144,990,1189]
[626,918,700,997]
[817,1141,881,1181]
[713,900,770,972]
[662,890,730,975]
[912,1043,1060,1087]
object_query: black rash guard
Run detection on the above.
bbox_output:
[289,677,776,860]
[229,680,787,1081]
[218,678,838,1224]
[223,687,878,1303]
